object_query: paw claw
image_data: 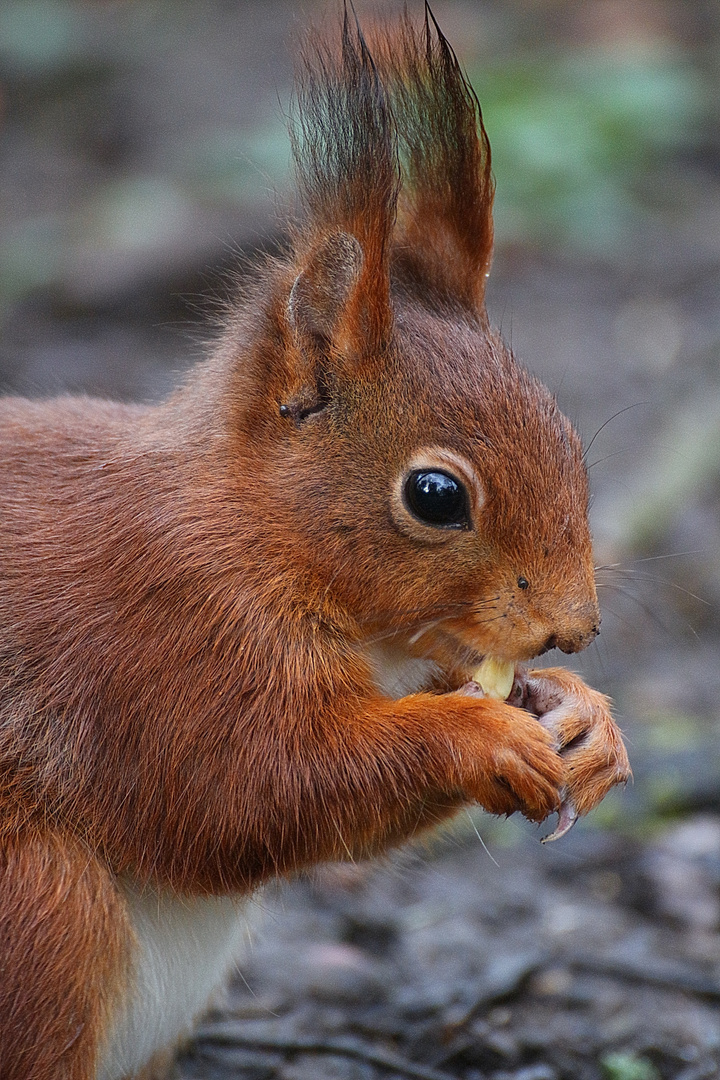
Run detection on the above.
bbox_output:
[541,799,578,843]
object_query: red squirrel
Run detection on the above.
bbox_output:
[0,8,629,1079]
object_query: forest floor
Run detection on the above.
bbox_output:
[175,817,720,1080]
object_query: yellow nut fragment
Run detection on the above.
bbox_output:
[472,656,515,701]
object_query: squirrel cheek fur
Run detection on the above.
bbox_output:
[0,8,630,1079]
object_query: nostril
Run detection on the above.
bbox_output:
[558,623,600,654]
[541,619,599,657]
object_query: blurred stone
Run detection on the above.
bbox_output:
[279,1057,373,1080]
[531,967,573,998]
[189,1046,280,1078]
[674,1063,720,1080]
[480,950,548,1003]
[642,815,720,930]
[492,1068,557,1080]
[285,943,387,1005]
[485,1029,520,1060]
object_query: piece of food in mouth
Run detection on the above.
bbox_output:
[472,656,516,701]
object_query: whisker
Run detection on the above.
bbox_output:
[463,809,499,867]
[359,601,476,646]
[597,582,690,639]
[597,567,709,606]
[596,551,703,571]
[408,624,434,646]
[359,595,504,643]
[582,402,649,464]
[587,447,633,470]
[359,597,508,652]
[366,598,475,624]
[624,551,703,565]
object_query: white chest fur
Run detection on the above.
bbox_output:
[98,883,251,1080]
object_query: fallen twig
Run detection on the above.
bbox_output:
[568,955,720,1001]
[441,948,550,1034]
[193,1023,456,1080]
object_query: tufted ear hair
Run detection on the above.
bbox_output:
[288,231,364,347]
[289,9,399,358]
[375,4,495,314]
[285,3,493,363]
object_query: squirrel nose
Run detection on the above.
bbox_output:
[542,619,600,656]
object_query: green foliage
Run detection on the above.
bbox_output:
[0,1,87,75]
[179,125,292,204]
[469,45,704,253]
[601,1051,660,1080]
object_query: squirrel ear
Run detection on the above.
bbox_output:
[280,232,365,425]
[288,231,364,346]
[377,10,494,312]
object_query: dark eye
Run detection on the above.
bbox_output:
[403,470,469,529]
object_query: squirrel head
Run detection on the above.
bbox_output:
[222,7,599,675]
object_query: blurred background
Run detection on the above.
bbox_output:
[2,2,720,1078]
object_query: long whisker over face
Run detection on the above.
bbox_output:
[359,598,476,637]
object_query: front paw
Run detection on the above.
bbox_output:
[453,688,564,824]
[511,667,631,831]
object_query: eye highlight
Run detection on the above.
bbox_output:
[403,470,469,529]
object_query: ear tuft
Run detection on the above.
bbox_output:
[373,8,495,312]
[288,231,364,344]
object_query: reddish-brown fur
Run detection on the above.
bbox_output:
[0,7,629,1077]
[0,820,131,1078]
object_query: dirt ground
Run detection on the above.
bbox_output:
[1,2,720,1078]
[183,823,720,1080]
